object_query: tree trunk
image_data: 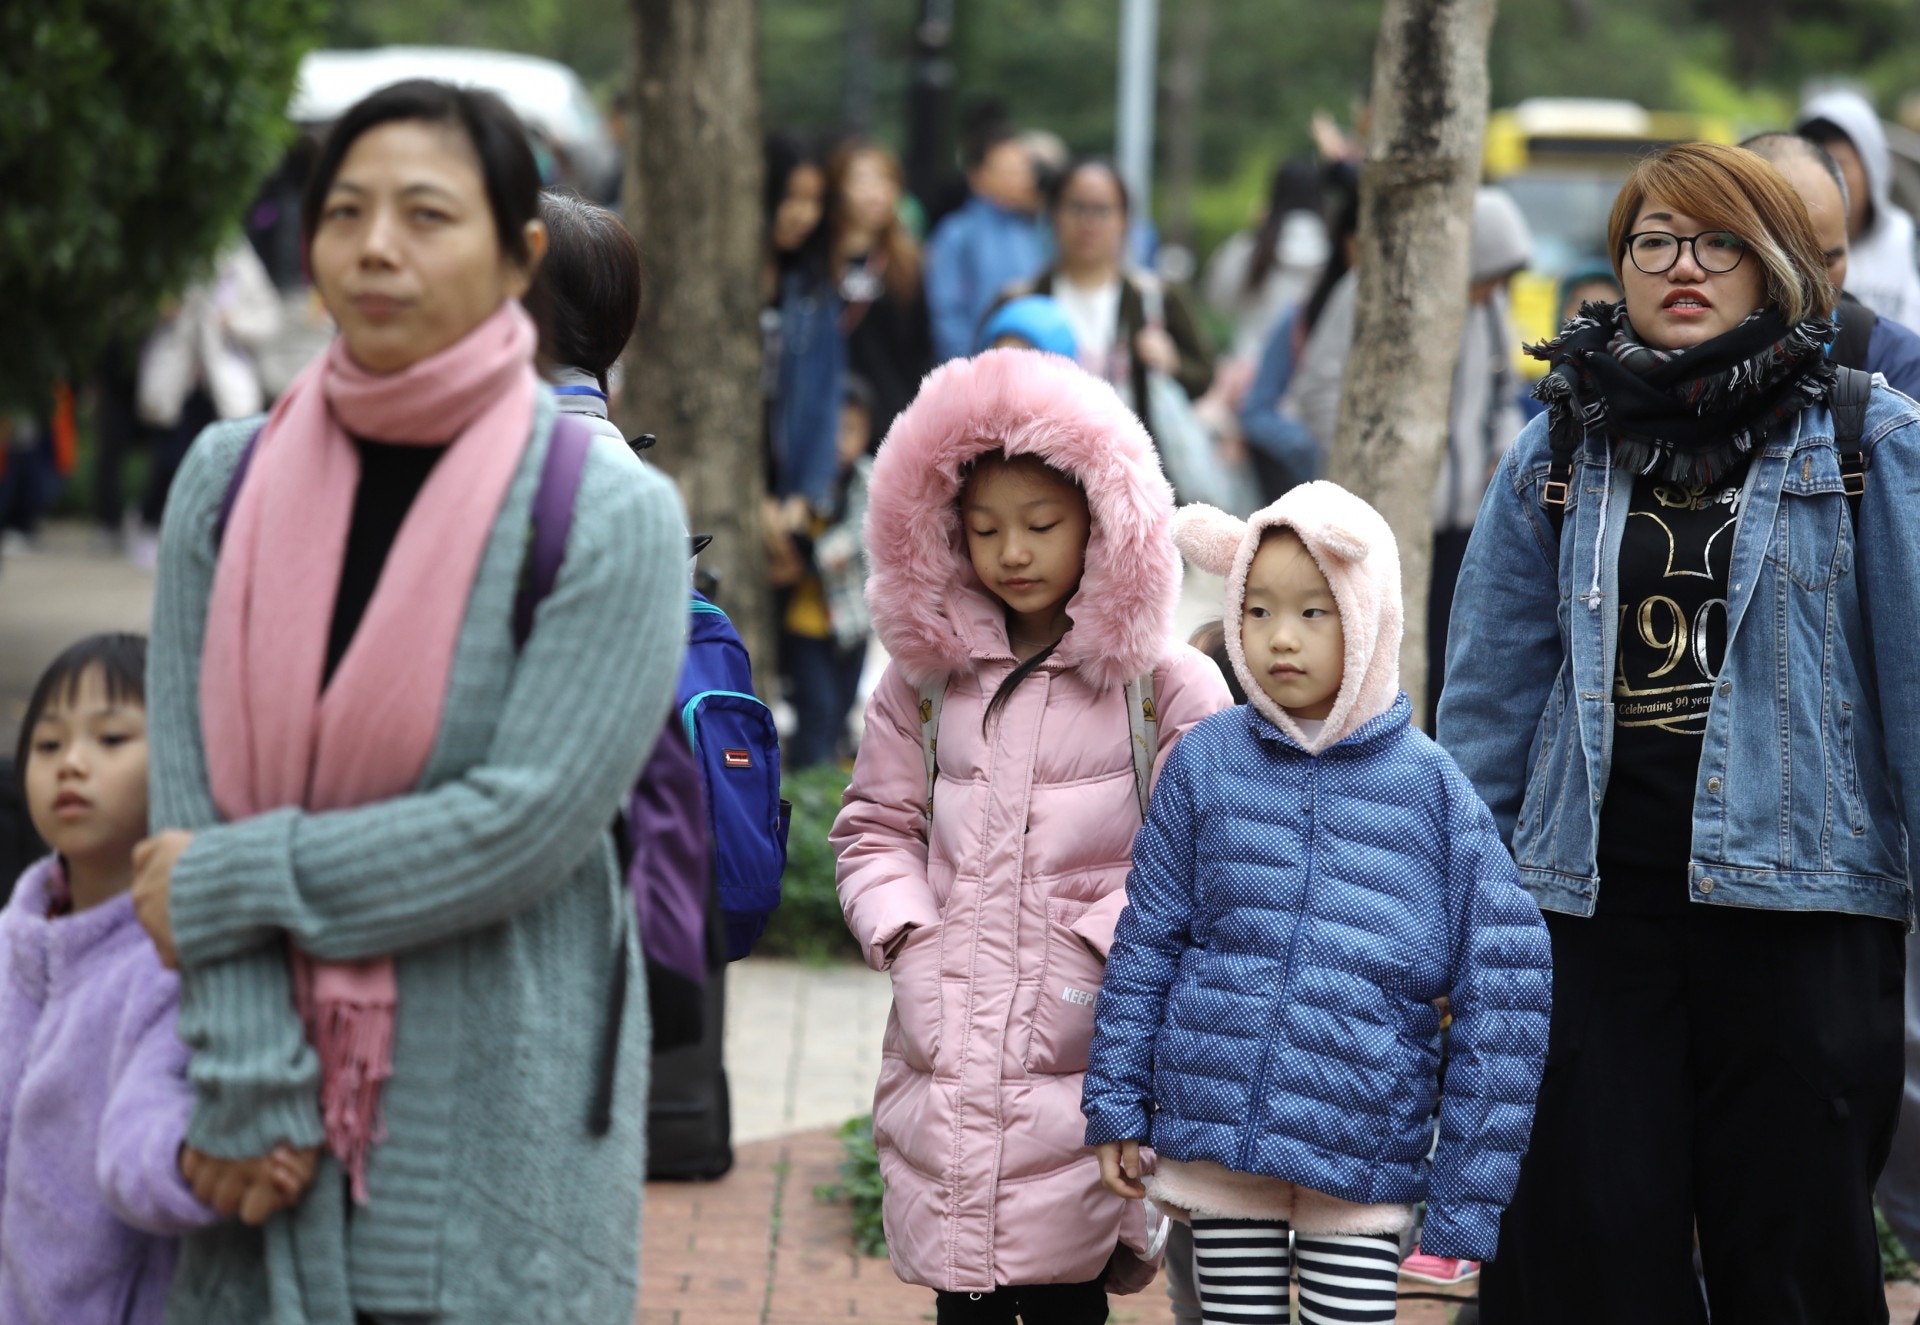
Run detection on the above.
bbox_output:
[624,0,773,699]
[1326,0,1495,728]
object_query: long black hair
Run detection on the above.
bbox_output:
[301,79,543,270]
[1244,156,1324,296]
[15,634,147,774]
[765,132,829,280]
[1299,165,1362,339]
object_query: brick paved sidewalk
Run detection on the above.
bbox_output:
[639,1126,1920,1324]
[638,1127,1469,1324]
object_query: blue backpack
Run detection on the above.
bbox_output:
[677,594,791,958]
[614,592,788,1055]
[507,422,791,1134]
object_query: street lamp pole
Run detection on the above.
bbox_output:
[1115,0,1159,211]
[905,0,957,208]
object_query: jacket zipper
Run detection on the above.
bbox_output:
[1239,751,1315,1172]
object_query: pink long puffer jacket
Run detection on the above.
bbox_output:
[831,349,1232,1294]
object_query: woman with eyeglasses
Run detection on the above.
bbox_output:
[989,159,1213,443]
[1438,141,1920,1322]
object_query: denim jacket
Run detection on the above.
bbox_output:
[770,267,844,510]
[1437,385,1920,926]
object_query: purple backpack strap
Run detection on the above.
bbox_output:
[212,423,267,548]
[513,415,595,651]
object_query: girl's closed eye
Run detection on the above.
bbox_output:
[1031,521,1059,533]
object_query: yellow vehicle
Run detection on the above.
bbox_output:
[1485,99,1736,372]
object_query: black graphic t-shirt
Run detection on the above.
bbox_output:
[1596,468,1745,912]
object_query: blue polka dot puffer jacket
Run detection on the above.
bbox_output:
[1082,695,1552,1262]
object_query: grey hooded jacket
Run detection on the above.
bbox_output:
[1799,90,1920,334]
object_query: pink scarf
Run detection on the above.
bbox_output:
[199,301,538,1200]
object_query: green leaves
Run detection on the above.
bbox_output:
[0,0,324,407]
[814,1113,886,1258]
[758,763,864,963]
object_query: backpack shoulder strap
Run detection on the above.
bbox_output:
[917,678,945,821]
[212,421,268,549]
[1539,363,1583,543]
[1123,672,1159,821]
[1830,365,1872,526]
[1830,297,1877,373]
[915,671,1157,822]
[513,415,595,652]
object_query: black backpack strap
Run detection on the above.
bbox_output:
[1539,363,1583,541]
[1830,296,1877,372]
[1830,365,1872,525]
[586,908,631,1137]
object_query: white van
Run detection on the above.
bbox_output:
[291,46,618,195]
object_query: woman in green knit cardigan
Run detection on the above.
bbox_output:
[132,81,687,1323]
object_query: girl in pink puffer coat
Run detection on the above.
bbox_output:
[831,348,1232,1321]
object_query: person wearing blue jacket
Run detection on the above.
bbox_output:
[923,126,1045,363]
[1440,143,1920,1324]
[1744,132,1920,404]
[1082,482,1552,1324]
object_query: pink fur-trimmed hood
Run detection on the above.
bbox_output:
[863,348,1180,690]
[1174,482,1403,754]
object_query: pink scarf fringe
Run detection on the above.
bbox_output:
[199,302,539,1200]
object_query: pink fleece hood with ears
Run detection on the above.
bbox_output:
[863,347,1182,691]
[1174,481,1403,754]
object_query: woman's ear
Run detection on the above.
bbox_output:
[504,220,550,300]
[1173,504,1248,577]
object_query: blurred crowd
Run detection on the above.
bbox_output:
[756,87,1920,764]
[12,85,1920,782]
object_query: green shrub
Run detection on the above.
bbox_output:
[0,0,325,407]
[759,763,864,962]
[814,1113,886,1258]
[1880,1203,1916,1281]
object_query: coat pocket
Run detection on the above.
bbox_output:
[1768,447,1852,591]
[886,924,944,1072]
[1025,922,1107,1075]
[1836,700,1867,837]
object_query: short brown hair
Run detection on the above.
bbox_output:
[1606,141,1836,325]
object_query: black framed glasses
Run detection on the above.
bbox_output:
[1625,230,1748,275]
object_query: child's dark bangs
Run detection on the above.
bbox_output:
[53,634,148,713]
[16,634,149,768]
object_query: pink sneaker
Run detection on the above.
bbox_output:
[1399,1248,1480,1286]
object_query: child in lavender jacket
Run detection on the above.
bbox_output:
[0,634,214,1323]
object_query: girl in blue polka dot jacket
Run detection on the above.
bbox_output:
[1081,482,1553,1322]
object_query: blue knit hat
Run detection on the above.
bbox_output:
[976,294,1079,359]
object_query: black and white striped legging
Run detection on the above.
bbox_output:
[1189,1218,1401,1324]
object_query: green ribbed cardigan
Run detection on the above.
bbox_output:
[147,394,688,1324]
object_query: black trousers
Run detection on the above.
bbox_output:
[934,1279,1108,1324]
[140,388,215,529]
[1480,901,1905,1325]
[1425,526,1473,731]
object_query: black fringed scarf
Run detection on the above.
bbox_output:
[1527,300,1839,486]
